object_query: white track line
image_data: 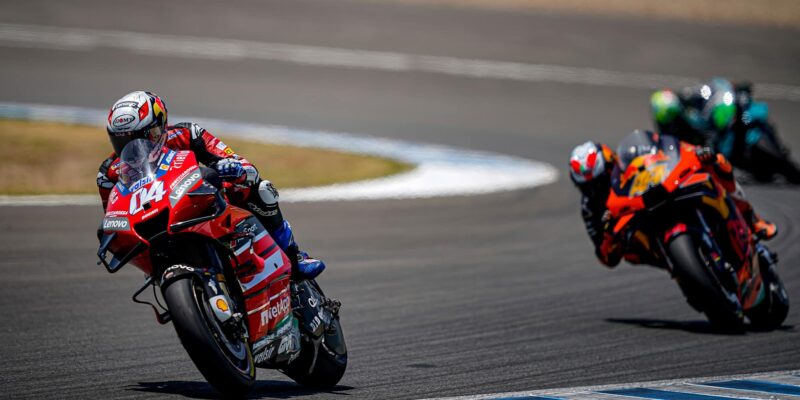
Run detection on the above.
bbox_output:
[421,369,800,400]
[0,23,798,102]
[0,103,557,205]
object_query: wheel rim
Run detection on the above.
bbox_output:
[191,279,253,376]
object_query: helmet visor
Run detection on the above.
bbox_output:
[109,125,165,156]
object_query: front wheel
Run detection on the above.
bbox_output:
[667,234,744,330]
[163,273,255,396]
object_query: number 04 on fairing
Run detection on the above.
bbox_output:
[96,139,347,396]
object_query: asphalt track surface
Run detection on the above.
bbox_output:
[1,1,800,399]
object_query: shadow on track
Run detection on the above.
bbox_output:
[127,380,354,399]
[606,318,795,335]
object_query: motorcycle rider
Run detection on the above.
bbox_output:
[98,91,324,280]
[652,78,800,184]
[569,130,777,267]
[651,78,739,147]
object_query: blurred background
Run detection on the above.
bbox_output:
[1,1,799,399]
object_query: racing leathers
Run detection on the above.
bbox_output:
[97,122,318,278]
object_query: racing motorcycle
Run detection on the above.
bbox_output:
[717,83,800,184]
[97,139,347,395]
[680,82,800,184]
[606,132,789,330]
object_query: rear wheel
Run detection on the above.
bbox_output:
[283,282,347,389]
[163,273,255,397]
[747,254,789,330]
[668,234,744,330]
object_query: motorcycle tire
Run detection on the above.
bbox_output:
[284,315,347,389]
[283,281,347,389]
[667,234,745,330]
[164,273,256,397]
[747,261,790,330]
[780,157,800,184]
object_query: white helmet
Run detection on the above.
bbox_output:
[569,141,608,184]
[106,91,168,155]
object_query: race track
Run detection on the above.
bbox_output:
[1,1,800,399]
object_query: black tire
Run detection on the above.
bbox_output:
[747,260,790,330]
[283,313,347,389]
[668,234,744,330]
[780,157,800,184]
[163,274,255,397]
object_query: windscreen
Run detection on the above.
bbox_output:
[117,138,163,188]
[616,130,658,171]
[612,132,681,196]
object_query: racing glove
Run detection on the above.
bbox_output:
[695,146,716,164]
[96,156,116,189]
[213,158,245,180]
[97,171,115,190]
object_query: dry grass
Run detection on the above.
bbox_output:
[0,120,411,195]
[364,0,800,28]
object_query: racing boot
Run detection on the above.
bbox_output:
[751,212,778,241]
[731,193,777,241]
[246,180,326,280]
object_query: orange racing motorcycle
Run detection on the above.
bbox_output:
[606,133,788,329]
[97,139,347,395]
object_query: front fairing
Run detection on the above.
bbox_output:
[99,149,207,275]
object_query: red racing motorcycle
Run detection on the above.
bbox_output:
[606,132,788,330]
[97,139,347,395]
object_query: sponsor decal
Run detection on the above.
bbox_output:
[159,164,169,171]
[112,101,139,110]
[236,221,259,235]
[173,152,189,169]
[253,317,294,350]
[309,314,322,332]
[224,148,235,156]
[102,217,129,231]
[129,180,166,215]
[254,346,274,364]
[248,203,278,217]
[108,190,119,205]
[170,166,197,189]
[308,297,318,308]
[164,265,194,279]
[215,140,228,151]
[112,114,136,128]
[128,176,153,192]
[140,208,159,220]
[105,209,127,217]
[215,298,229,312]
[277,335,290,354]
[209,295,233,323]
[168,171,202,205]
[260,296,291,327]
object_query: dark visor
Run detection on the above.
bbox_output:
[109,126,164,155]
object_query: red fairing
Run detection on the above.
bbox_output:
[100,148,291,346]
